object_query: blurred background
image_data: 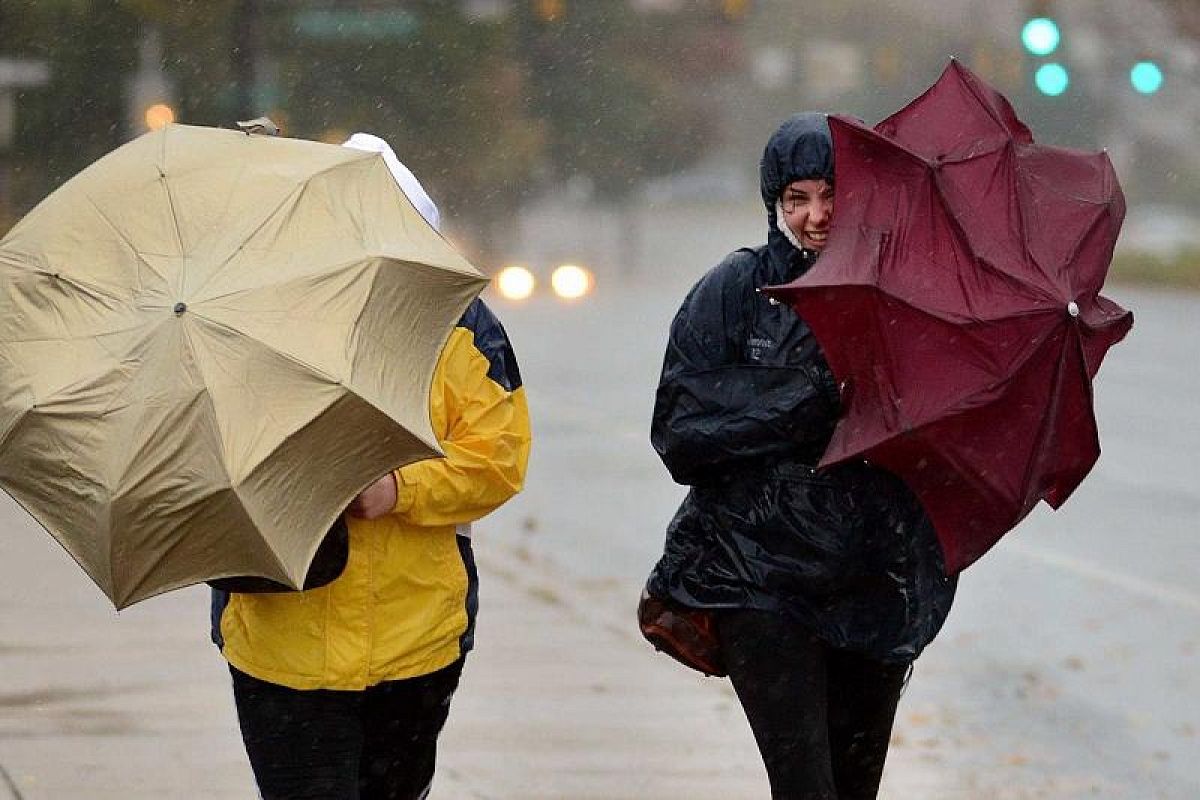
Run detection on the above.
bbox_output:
[2,2,1198,798]
[2,0,1199,289]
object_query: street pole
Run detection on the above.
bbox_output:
[231,0,261,121]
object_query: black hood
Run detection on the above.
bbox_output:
[760,112,834,211]
[759,112,833,277]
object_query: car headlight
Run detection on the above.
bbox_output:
[495,265,536,301]
[550,264,593,300]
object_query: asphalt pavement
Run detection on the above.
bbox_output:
[0,279,1196,798]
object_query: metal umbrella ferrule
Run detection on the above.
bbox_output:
[1067,301,1080,317]
[173,302,187,315]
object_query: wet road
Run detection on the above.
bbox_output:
[0,275,1194,798]
[486,279,1199,798]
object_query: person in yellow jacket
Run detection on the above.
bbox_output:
[210,133,531,800]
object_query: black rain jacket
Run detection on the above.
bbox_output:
[646,113,956,663]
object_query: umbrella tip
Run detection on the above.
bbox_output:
[236,116,280,137]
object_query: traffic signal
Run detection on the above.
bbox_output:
[1034,63,1069,96]
[1021,17,1060,57]
[1130,60,1164,95]
[1021,2,1069,97]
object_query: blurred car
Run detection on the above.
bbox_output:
[492,263,595,303]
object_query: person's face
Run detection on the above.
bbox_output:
[779,178,834,251]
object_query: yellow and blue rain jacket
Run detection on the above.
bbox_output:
[211,298,530,690]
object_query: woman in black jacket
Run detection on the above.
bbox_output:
[646,112,957,799]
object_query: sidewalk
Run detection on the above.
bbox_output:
[0,499,765,799]
[438,540,766,799]
[0,495,1022,800]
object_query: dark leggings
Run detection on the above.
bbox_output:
[715,610,910,800]
[230,659,464,800]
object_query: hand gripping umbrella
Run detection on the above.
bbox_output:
[765,60,1133,574]
[0,124,487,607]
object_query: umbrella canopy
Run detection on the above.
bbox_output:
[0,124,487,608]
[765,60,1133,574]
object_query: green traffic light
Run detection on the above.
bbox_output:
[1021,17,1060,56]
[1130,61,1164,94]
[1034,63,1069,96]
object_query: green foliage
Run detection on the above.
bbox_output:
[3,0,140,201]
[1110,249,1200,290]
[520,2,719,202]
[270,3,542,224]
[2,1,721,257]
[127,0,244,125]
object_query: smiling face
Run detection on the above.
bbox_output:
[779,178,834,251]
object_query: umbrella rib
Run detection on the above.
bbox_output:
[189,312,344,387]
[849,120,931,168]
[198,257,478,387]
[97,326,179,491]
[870,271,1054,329]
[78,189,174,301]
[192,286,450,453]
[1,244,117,309]
[925,156,1060,306]
[1010,153,1104,295]
[861,285,1008,430]
[191,159,363,300]
[157,127,333,293]
[105,329,223,493]
[0,320,146,345]
[158,129,189,290]
[113,487,291,608]
[0,398,31,456]
[0,452,120,603]
[0,319,159,458]
[101,333,259,600]
[4,219,130,307]
[851,122,1057,306]
[1017,334,1071,510]
[862,288,1065,432]
[193,255,370,306]
[933,140,1007,167]
[346,259,481,394]
[956,64,1022,140]
[1024,175,1116,294]
[177,321,341,491]
[1020,328,1095,510]
[888,313,1066,442]
[864,286,908,433]
[0,251,29,270]
[199,182,308,292]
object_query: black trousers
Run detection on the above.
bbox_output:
[229,659,464,800]
[715,610,910,800]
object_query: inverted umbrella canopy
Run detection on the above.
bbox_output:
[0,124,488,608]
[765,60,1133,574]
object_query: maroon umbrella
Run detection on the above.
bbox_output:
[765,60,1133,574]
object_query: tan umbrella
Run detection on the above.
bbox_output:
[0,124,488,608]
